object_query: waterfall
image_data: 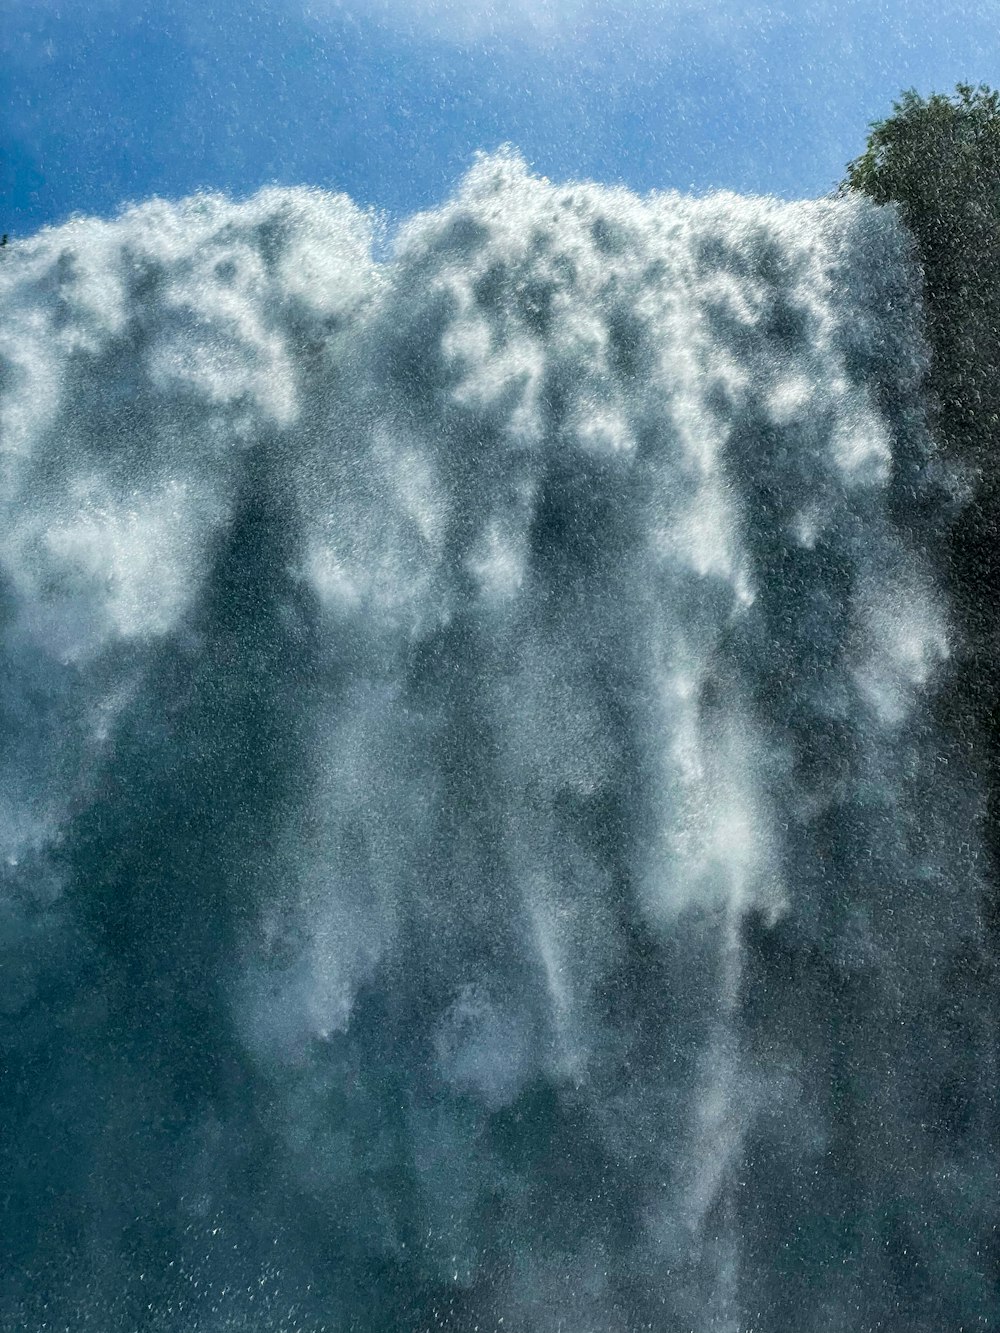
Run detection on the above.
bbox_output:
[0,152,995,1332]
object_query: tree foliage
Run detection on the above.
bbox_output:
[846,83,1000,205]
[848,86,1000,941]
[846,84,1000,468]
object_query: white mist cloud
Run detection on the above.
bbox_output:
[1,154,988,1331]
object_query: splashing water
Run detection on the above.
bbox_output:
[0,153,995,1332]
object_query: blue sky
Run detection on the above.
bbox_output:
[5,0,1000,237]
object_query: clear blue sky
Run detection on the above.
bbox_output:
[5,0,999,237]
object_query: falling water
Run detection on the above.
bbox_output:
[0,153,995,1332]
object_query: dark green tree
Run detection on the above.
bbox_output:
[848,86,1000,940]
[846,84,1000,472]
